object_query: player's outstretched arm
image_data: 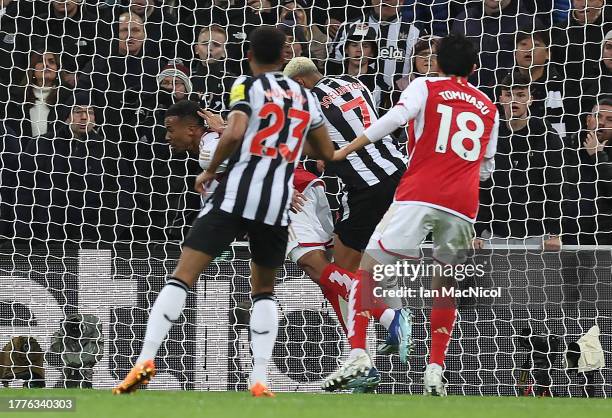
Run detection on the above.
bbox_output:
[332,106,409,161]
[195,111,248,194]
[332,134,371,161]
[305,124,335,161]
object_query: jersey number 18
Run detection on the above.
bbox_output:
[435,104,485,162]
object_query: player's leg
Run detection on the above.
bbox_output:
[333,171,401,272]
[247,220,289,397]
[423,211,473,396]
[323,204,427,391]
[288,185,352,331]
[113,208,240,395]
[332,234,363,271]
[136,247,214,362]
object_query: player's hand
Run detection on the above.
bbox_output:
[316,160,326,173]
[290,190,306,213]
[194,170,216,194]
[543,235,562,252]
[584,131,607,157]
[198,109,227,134]
[472,238,485,250]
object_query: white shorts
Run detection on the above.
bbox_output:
[287,185,334,263]
[366,202,474,265]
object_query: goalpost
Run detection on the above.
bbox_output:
[0,0,610,396]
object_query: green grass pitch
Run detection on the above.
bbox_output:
[0,389,610,418]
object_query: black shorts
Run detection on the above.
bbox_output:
[335,170,402,251]
[183,208,288,268]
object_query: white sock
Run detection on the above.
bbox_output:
[249,295,278,387]
[379,308,395,330]
[137,278,188,363]
[349,348,366,359]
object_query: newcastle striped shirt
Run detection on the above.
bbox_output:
[312,75,406,190]
[202,72,325,226]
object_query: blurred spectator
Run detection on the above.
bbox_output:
[279,0,329,68]
[326,24,379,94]
[396,35,440,90]
[311,0,369,34]
[192,25,236,112]
[551,0,612,135]
[563,96,612,245]
[30,0,112,89]
[278,20,307,66]
[210,0,280,75]
[121,0,188,61]
[78,12,161,151]
[581,30,612,122]
[451,0,542,99]
[331,0,422,110]
[534,0,571,24]
[476,72,563,250]
[0,122,26,241]
[401,0,450,36]
[13,93,135,245]
[500,29,566,137]
[0,0,41,86]
[2,49,70,137]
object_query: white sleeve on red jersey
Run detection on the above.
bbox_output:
[363,77,428,143]
[479,109,500,181]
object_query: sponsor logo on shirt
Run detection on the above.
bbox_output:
[379,45,405,60]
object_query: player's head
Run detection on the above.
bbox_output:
[283,57,322,89]
[586,96,612,143]
[247,26,286,72]
[436,34,477,78]
[164,100,206,153]
[498,71,532,120]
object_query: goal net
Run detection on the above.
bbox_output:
[0,0,610,396]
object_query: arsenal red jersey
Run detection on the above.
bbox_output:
[293,163,324,193]
[390,77,499,221]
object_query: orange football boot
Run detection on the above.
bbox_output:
[112,359,156,395]
[250,382,275,398]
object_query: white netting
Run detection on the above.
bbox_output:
[0,0,611,395]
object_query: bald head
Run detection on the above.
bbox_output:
[283,57,322,89]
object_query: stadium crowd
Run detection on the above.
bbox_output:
[0,0,610,247]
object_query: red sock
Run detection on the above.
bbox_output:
[429,295,456,366]
[318,263,353,333]
[346,269,374,350]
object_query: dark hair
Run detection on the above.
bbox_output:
[596,95,612,108]
[515,29,550,48]
[21,49,61,110]
[436,33,478,77]
[499,71,532,93]
[249,26,286,65]
[165,100,205,126]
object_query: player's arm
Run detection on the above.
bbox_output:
[304,124,334,161]
[207,110,247,174]
[195,77,251,193]
[332,79,427,161]
[195,111,248,194]
[480,110,500,181]
[304,94,334,161]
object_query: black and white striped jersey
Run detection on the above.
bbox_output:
[202,72,325,226]
[312,75,406,191]
[331,15,421,93]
